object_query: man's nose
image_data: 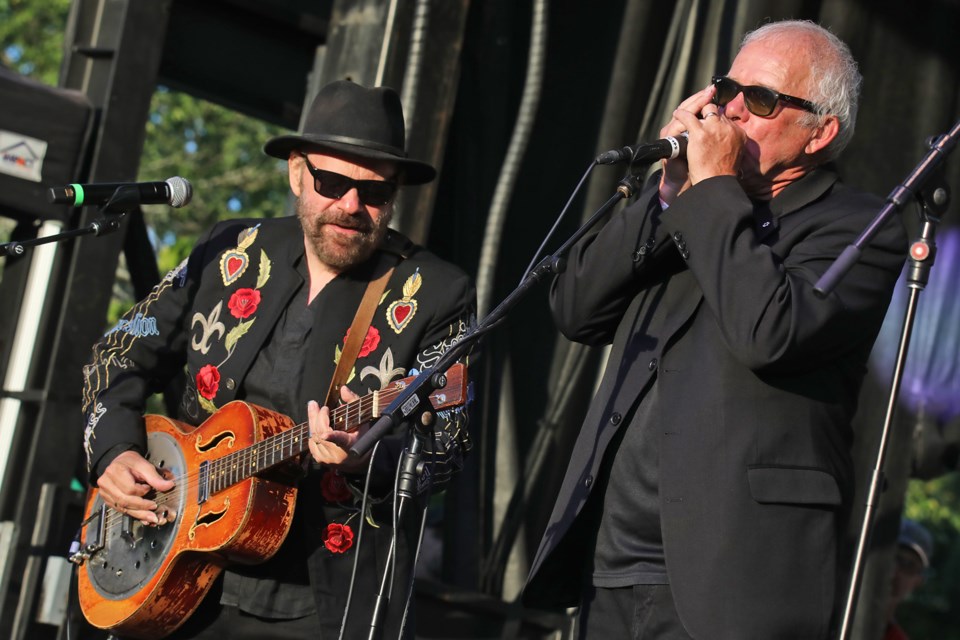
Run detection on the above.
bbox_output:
[337,187,362,212]
[720,92,748,120]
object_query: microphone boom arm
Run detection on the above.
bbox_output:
[815,120,960,296]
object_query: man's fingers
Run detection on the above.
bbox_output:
[324,429,357,449]
[112,450,175,492]
[662,85,717,138]
[110,491,178,525]
[138,462,175,491]
[98,450,178,526]
[124,506,161,526]
[307,399,332,440]
[672,108,702,132]
[308,434,349,465]
[307,397,364,465]
[676,84,717,114]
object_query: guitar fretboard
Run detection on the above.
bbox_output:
[202,386,408,497]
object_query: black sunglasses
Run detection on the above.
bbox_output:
[301,155,397,206]
[712,76,821,117]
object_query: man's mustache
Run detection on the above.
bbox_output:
[316,212,374,233]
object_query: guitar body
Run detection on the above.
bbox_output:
[77,401,299,639]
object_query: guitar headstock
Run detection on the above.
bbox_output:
[331,363,468,432]
[387,362,467,411]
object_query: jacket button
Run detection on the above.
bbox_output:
[648,358,658,371]
[610,412,622,425]
[673,231,683,242]
[225,378,236,390]
[584,475,593,488]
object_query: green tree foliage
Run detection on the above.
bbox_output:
[138,87,291,275]
[0,0,71,85]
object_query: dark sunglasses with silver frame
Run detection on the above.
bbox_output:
[300,154,398,207]
[712,75,822,117]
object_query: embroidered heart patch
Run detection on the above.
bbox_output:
[387,300,417,334]
[220,250,249,286]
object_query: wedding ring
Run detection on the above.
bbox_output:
[703,112,719,119]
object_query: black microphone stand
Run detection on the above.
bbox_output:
[0,213,126,256]
[364,428,426,640]
[0,185,145,256]
[353,167,648,640]
[814,119,960,640]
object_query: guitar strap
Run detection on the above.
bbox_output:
[323,252,396,408]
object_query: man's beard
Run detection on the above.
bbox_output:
[295,197,393,271]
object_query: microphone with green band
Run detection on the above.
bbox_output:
[47,176,192,208]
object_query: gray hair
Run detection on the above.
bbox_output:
[742,20,862,161]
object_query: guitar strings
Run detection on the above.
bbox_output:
[93,388,397,532]
[94,366,461,533]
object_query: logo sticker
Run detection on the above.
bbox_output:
[0,130,47,182]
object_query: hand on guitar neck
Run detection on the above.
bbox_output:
[96,450,178,527]
[306,385,371,472]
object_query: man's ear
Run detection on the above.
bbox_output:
[805,115,840,156]
[288,152,304,197]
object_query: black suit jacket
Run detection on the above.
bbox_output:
[524,170,906,640]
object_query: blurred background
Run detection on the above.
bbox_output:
[0,0,957,638]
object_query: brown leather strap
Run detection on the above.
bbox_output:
[324,258,395,408]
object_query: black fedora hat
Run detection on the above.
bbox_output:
[264,80,436,185]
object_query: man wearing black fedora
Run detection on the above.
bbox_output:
[81,80,476,638]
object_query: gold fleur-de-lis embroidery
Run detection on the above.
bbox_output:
[359,348,406,390]
[191,301,227,354]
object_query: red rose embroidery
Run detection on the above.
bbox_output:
[320,470,353,503]
[196,364,221,400]
[344,326,381,358]
[324,522,354,553]
[228,287,261,319]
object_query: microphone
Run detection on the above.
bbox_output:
[46,176,193,208]
[596,133,687,165]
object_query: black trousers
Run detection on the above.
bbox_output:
[578,584,694,640]
[167,601,326,640]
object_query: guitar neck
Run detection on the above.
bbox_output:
[201,397,377,496]
[202,364,465,496]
